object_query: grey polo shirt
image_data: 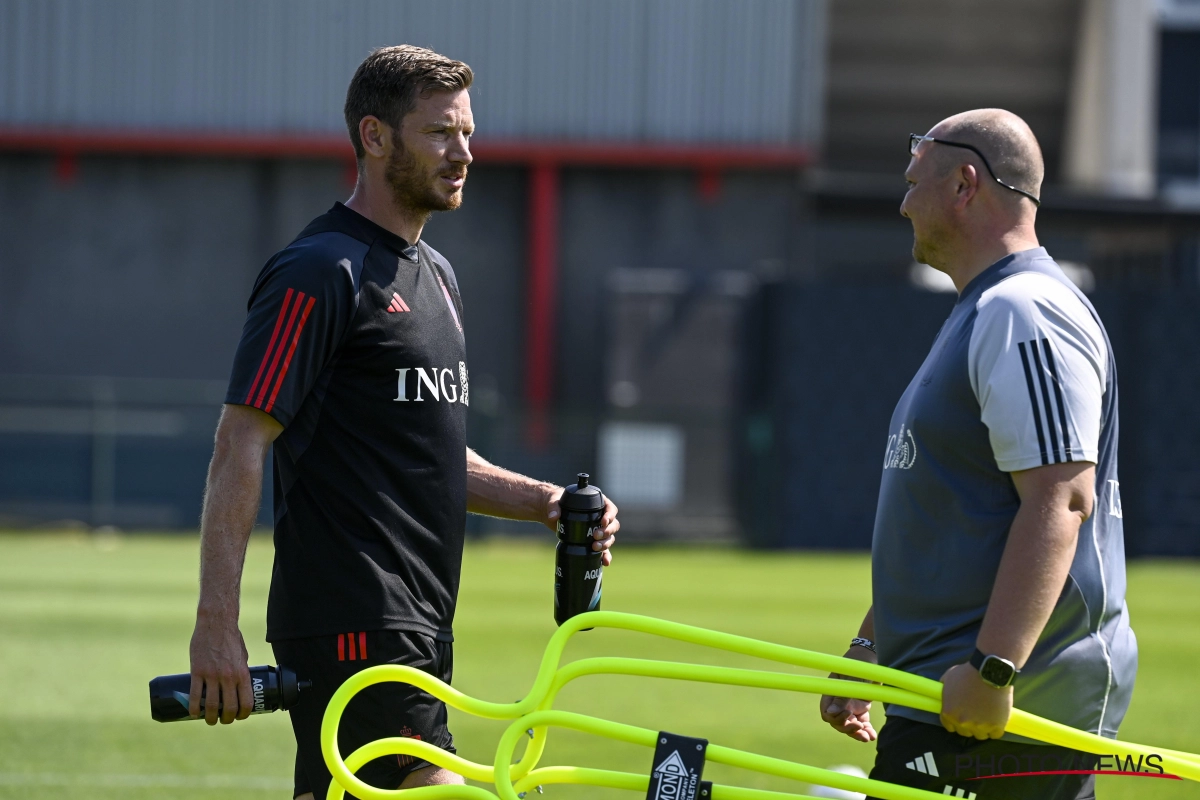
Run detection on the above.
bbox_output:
[872,247,1137,738]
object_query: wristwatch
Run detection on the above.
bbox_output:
[849,637,876,653]
[970,649,1020,688]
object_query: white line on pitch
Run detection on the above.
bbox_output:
[0,772,292,791]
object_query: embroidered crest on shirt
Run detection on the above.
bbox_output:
[883,424,918,470]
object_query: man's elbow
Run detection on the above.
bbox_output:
[1068,488,1094,525]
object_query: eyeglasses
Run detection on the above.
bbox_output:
[908,133,1041,206]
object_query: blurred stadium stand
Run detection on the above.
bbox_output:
[737,285,1200,557]
[0,0,1199,554]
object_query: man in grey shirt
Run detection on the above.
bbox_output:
[817,109,1136,800]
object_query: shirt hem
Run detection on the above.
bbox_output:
[223,397,292,429]
[267,618,453,643]
[883,705,1110,745]
[995,451,1098,472]
[884,706,1049,744]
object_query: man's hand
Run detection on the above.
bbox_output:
[465,450,618,561]
[819,646,879,743]
[939,662,1012,740]
[188,611,253,725]
[544,487,619,566]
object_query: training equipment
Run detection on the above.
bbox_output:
[319,611,1200,800]
[807,765,866,799]
[553,474,605,625]
[148,664,309,722]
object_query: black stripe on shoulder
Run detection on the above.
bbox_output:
[1041,338,1074,462]
[1018,341,1049,466]
[1029,341,1062,463]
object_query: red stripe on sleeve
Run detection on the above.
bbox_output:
[264,296,316,413]
[245,288,295,404]
[337,634,345,661]
[347,631,357,661]
[358,632,367,660]
[253,291,306,408]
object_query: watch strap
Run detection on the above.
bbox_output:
[849,637,876,653]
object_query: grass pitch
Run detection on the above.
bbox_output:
[0,533,1197,799]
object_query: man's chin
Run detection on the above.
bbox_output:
[424,188,463,212]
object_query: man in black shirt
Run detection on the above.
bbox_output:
[187,46,619,800]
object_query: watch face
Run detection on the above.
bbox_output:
[980,656,1015,687]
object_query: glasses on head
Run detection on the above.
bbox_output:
[908,133,1040,207]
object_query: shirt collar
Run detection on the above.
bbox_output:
[957,247,1049,302]
[329,202,420,262]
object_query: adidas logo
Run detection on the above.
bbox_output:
[941,787,976,799]
[387,292,411,313]
[905,752,939,777]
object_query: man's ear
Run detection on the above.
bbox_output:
[954,163,979,210]
[358,116,390,160]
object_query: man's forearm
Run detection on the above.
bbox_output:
[196,417,272,619]
[465,447,555,523]
[976,496,1082,667]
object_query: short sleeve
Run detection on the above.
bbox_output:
[968,273,1106,472]
[225,245,360,427]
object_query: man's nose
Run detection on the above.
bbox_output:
[449,134,472,166]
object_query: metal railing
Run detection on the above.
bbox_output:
[0,375,227,528]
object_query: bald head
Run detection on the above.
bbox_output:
[928,109,1044,201]
[901,108,1044,286]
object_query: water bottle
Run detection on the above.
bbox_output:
[554,473,606,626]
[148,665,309,722]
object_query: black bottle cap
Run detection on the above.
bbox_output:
[560,473,604,513]
[278,665,309,710]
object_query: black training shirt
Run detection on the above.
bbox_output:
[226,202,468,642]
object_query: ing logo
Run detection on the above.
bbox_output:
[394,363,469,405]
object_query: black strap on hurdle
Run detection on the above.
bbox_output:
[645,731,709,800]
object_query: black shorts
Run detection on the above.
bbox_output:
[868,717,1095,800]
[272,629,456,799]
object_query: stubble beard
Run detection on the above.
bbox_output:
[912,235,931,267]
[910,217,948,270]
[385,138,466,220]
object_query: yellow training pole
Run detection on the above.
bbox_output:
[320,611,1200,800]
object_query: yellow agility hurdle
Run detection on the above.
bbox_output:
[320,611,1200,800]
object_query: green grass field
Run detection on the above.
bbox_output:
[0,533,1197,799]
